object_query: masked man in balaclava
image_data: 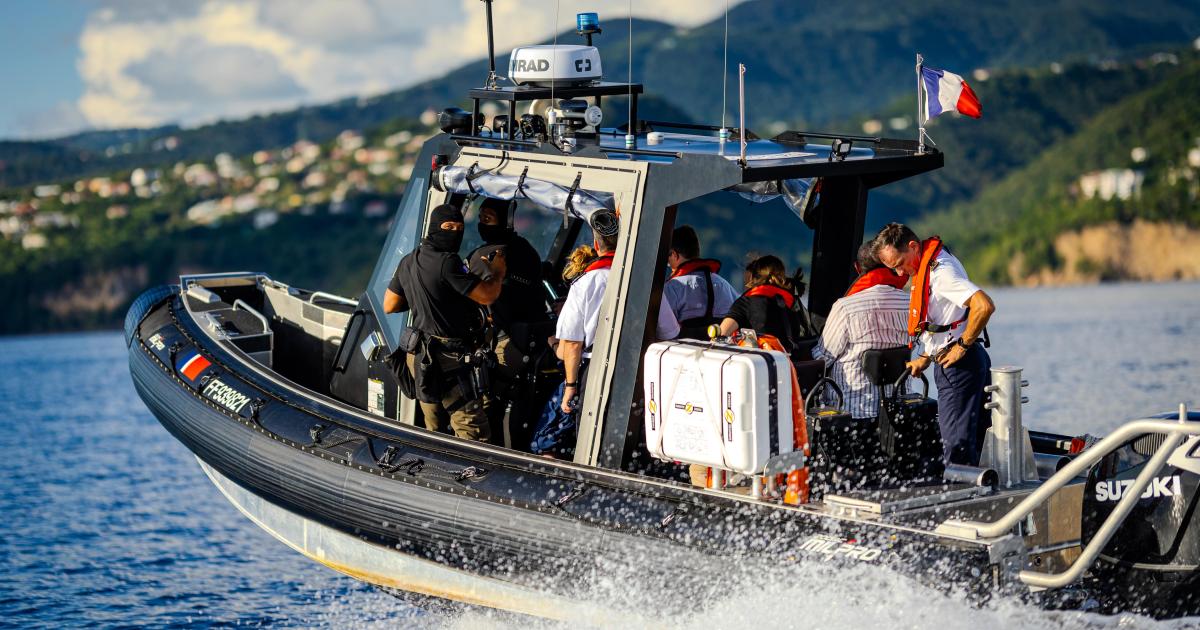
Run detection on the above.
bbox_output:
[384,203,506,441]
[467,197,548,446]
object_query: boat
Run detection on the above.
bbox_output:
[126,6,1200,620]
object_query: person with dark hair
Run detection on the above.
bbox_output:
[718,254,807,356]
[467,197,547,442]
[384,203,506,442]
[873,222,996,466]
[470,197,545,335]
[531,210,679,457]
[812,239,910,419]
[663,224,739,339]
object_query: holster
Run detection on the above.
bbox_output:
[410,332,443,405]
[459,347,496,403]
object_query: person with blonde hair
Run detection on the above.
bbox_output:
[718,254,806,356]
[561,243,597,284]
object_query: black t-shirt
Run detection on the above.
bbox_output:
[389,244,482,339]
[469,234,546,331]
[727,293,799,354]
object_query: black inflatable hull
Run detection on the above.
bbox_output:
[126,287,1020,617]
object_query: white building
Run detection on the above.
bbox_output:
[1078,169,1145,201]
[34,184,61,198]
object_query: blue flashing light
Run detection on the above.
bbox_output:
[577,12,600,34]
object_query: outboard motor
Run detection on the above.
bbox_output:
[1081,412,1200,616]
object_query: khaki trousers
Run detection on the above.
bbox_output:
[407,351,490,442]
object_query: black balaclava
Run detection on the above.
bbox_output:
[424,204,465,252]
[477,198,512,245]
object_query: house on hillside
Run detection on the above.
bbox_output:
[1077,169,1144,201]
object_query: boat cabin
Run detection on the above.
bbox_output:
[309,76,944,474]
[175,66,940,487]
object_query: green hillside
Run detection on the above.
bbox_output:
[916,60,1200,282]
[867,56,1187,223]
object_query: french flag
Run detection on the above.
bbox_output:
[921,65,982,119]
[175,349,211,383]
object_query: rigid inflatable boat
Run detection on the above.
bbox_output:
[127,9,1200,620]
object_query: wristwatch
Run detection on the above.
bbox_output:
[564,382,579,388]
[957,337,973,349]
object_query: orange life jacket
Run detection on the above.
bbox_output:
[736,332,810,505]
[669,258,722,280]
[583,253,614,274]
[745,284,795,309]
[846,267,908,297]
[907,237,944,336]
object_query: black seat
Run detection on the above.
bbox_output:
[792,359,825,398]
[861,346,944,483]
[861,346,911,386]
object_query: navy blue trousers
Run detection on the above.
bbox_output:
[933,343,992,466]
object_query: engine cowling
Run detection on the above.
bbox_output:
[1081,416,1200,615]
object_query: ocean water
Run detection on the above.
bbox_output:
[0,281,1196,628]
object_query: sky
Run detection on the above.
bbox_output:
[0,0,742,141]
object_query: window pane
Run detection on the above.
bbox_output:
[367,175,426,350]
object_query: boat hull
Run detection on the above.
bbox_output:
[127,289,1024,616]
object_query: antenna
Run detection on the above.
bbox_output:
[625,1,635,149]
[550,0,560,116]
[719,0,730,143]
[482,0,498,89]
[738,63,747,165]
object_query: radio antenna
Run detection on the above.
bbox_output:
[550,0,560,111]
[720,0,730,136]
[482,0,498,89]
[625,0,635,149]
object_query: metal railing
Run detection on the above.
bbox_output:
[307,291,357,307]
[935,404,1199,590]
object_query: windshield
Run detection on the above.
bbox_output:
[459,196,593,259]
[366,174,427,350]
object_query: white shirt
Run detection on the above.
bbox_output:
[812,285,911,419]
[919,249,982,354]
[556,268,679,354]
[663,269,739,322]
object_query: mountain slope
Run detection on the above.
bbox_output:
[5,1,1200,189]
[867,54,1189,223]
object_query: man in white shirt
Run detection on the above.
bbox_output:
[875,222,996,466]
[812,244,910,419]
[531,210,679,455]
[662,225,739,339]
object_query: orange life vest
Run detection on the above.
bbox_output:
[744,284,795,309]
[736,332,810,505]
[846,267,908,297]
[907,237,944,336]
[669,258,722,280]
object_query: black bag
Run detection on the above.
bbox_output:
[385,337,417,401]
[878,372,944,480]
[804,377,882,494]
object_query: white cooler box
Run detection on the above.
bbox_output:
[644,340,794,475]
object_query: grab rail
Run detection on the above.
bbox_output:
[935,405,1199,591]
[232,299,270,333]
[307,291,357,307]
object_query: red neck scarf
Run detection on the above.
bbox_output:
[669,258,721,280]
[846,267,908,297]
[745,284,794,309]
[583,253,615,273]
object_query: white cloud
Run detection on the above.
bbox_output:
[73,0,742,130]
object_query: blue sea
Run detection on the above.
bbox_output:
[1,281,1198,628]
